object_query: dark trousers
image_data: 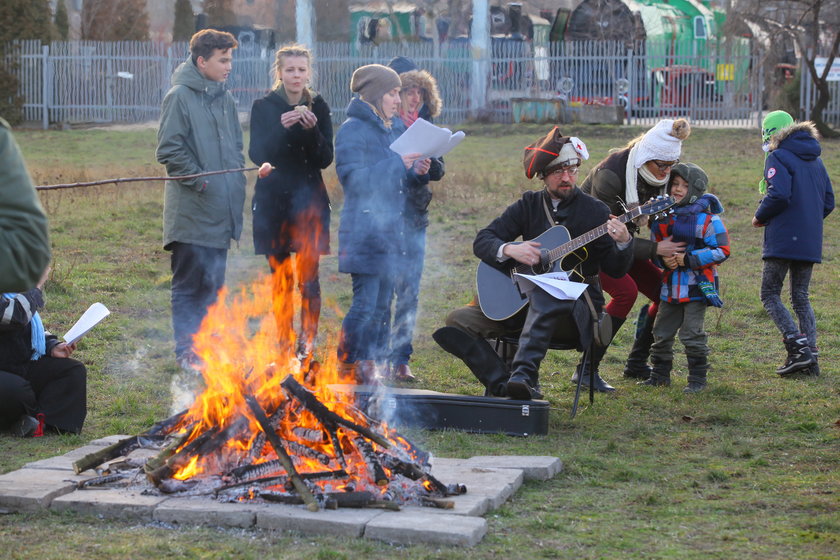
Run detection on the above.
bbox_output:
[760,258,817,347]
[170,242,227,360]
[0,356,87,434]
[388,228,426,365]
[337,273,393,363]
[650,300,709,361]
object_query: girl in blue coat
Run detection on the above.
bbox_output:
[752,112,834,377]
[335,64,430,383]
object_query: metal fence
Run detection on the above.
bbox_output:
[9,39,765,129]
[800,51,840,127]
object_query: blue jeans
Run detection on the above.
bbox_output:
[337,273,394,363]
[388,228,426,365]
[760,258,816,347]
[170,242,227,360]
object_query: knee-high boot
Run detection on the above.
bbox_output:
[507,291,577,400]
[570,314,624,393]
[433,327,509,397]
[684,355,709,393]
[623,305,654,379]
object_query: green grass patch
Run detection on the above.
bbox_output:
[0,123,838,559]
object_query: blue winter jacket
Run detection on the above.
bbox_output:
[755,122,834,263]
[335,97,422,273]
[652,194,730,304]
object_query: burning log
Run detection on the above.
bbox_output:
[144,410,188,436]
[354,437,388,487]
[144,427,220,485]
[292,427,326,443]
[244,394,319,512]
[280,376,392,450]
[287,441,333,467]
[229,459,286,482]
[216,469,349,496]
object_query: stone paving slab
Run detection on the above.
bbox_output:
[0,468,84,512]
[364,511,487,547]
[154,498,265,529]
[464,455,563,481]
[431,463,524,509]
[22,444,111,471]
[50,488,170,521]
[256,504,384,537]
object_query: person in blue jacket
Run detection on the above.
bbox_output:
[335,64,430,384]
[752,111,835,377]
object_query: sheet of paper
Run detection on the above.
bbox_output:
[513,272,588,301]
[63,302,110,345]
[389,118,465,158]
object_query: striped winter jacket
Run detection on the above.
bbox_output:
[651,194,730,303]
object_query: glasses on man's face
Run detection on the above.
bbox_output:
[548,165,580,178]
[652,159,679,171]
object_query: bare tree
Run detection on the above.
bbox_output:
[81,0,150,41]
[734,0,840,136]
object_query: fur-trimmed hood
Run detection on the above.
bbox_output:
[398,69,442,118]
[768,121,819,151]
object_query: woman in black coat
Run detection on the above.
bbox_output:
[249,44,334,360]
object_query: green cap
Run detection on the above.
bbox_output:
[762,110,794,143]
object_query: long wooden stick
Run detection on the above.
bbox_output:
[244,394,319,512]
[35,166,260,191]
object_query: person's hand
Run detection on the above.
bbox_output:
[258,162,273,179]
[37,266,51,290]
[656,236,687,256]
[752,216,766,228]
[298,109,318,129]
[413,158,431,175]
[401,152,424,170]
[280,110,302,129]
[504,240,542,266]
[663,252,685,270]
[606,218,631,243]
[50,342,76,358]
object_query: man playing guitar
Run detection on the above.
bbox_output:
[434,127,634,400]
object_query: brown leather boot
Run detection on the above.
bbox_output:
[392,364,416,381]
[355,360,379,385]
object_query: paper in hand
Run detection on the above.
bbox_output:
[389,118,465,159]
[63,302,110,345]
[513,272,588,301]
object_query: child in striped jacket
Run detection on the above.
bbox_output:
[640,162,730,393]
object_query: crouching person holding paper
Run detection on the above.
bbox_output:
[434,128,633,400]
[0,270,86,436]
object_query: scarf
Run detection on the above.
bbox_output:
[400,109,420,127]
[3,293,46,360]
[625,144,668,206]
[275,84,312,110]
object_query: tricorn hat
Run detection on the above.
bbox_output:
[523,126,589,179]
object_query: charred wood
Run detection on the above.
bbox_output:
[230,459,286,482]
[143,410,187,436]
[73,473,127,489]
[287,440,332,467]
[421,496,455,509]
[354,437,388,487]
[280,376,392,450]
[244,393,319,512]
[158,478,201,494]
[292,427,327,443]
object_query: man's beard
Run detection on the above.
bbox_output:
[549,183,575,202]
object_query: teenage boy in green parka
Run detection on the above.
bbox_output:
[156,30,245,396]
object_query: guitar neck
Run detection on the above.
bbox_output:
[543,207,640,264]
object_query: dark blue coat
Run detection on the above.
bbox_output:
[755,123,835,263]
[335,97,421,273]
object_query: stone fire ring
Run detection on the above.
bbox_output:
[0,435,562,547]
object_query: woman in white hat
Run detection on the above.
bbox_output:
[576,118,691,392]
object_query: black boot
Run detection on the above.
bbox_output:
[570,343,615,392]
[808,348,820,376]
[684,355,708,393]
[777,334,815,376]
[433,327,509,397]
[638,357,671,386]
[570,314,623,392]
[506,290,573,401]
[623,305,654,379]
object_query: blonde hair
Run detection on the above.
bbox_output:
[272,44,314,107]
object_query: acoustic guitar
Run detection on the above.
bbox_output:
[476,196,676,321]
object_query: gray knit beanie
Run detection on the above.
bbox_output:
[350,64,401,104]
